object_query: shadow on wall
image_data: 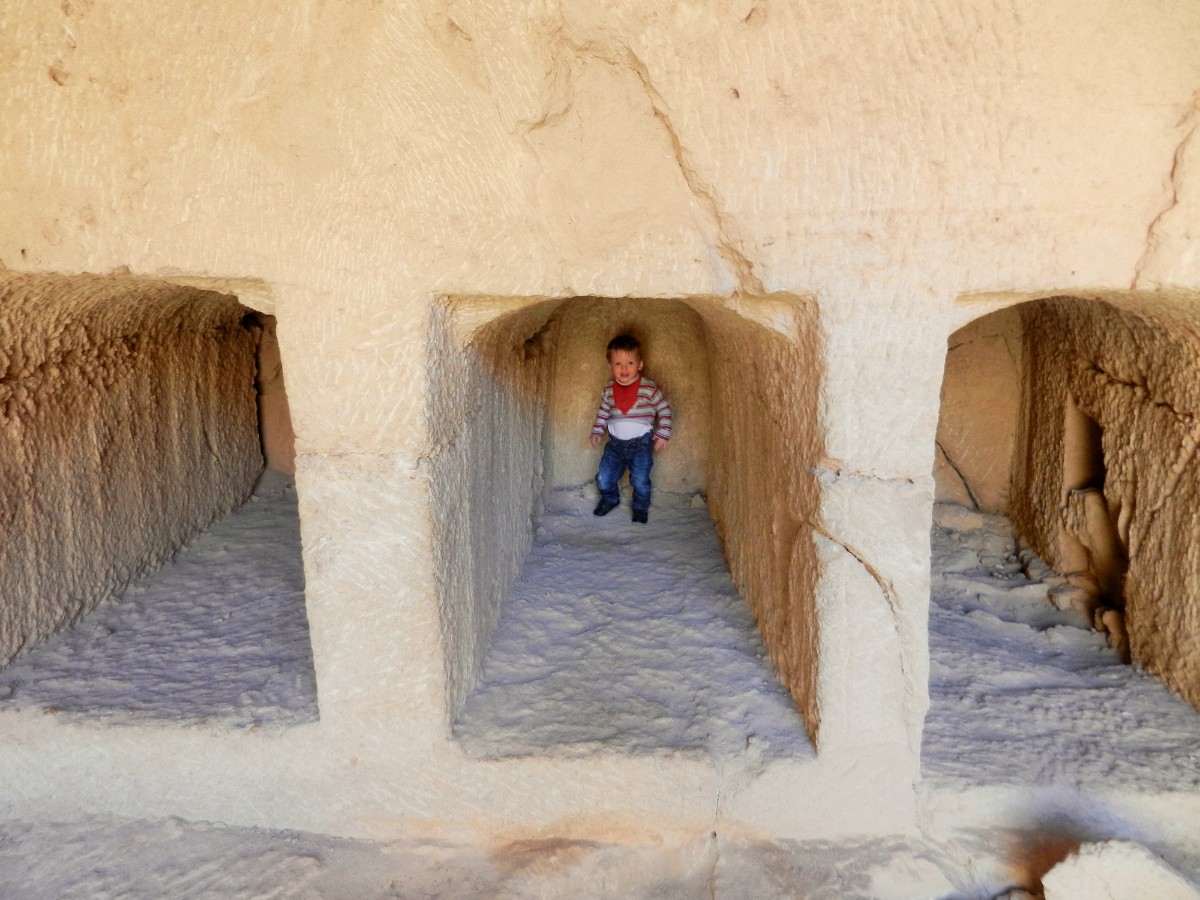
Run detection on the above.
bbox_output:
[936,290,1200,707]
[0,271,293,670]
[426,293,825,744]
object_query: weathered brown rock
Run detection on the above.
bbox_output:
[0,272,262,666]
[1014,295,1200,708]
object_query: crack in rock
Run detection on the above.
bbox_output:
[522,10,765,295]
[1086,360,1195,425]
[708,787,720,900]
[1130,421,1200,559]
[814,461,918,486]
[809,521,903,619]
[1131,90,1200,289]
[934,441,981,510]
[808,520,921,754]
[619,47,766,296]
[519,17,579,133]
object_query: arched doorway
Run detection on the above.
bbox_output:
[0,272,314,726]
[428,293,823,756]
[926,291,1200,786]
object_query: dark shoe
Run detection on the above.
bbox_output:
[632,508,648,524]
[594,499,619,517]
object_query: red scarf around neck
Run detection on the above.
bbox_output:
[613,377,641,414]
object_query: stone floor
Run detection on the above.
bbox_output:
[1,494,1199,896]
[0,472,317,728]
[922,503,1200,793]
[455,488,813,763]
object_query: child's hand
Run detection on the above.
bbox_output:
[653,436,668,451]
[590,433,602,449]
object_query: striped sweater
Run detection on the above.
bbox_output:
[591,377,673,441]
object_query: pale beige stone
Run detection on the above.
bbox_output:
[427,292,823,736]
[1042,841,1200,900]
[1048,583,1097,618]
[0,0,1196,853]
[932,503,990,532]
[543,298,710,496]
[253,315,296,476]
[941,289,1200,707]
[1101,608,1130,663]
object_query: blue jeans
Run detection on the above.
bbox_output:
[596,432,654,511]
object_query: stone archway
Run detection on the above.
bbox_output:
[427,293,824,748]
[935,291,1200,705]
[0,271,311,725]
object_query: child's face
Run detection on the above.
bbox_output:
[608,349,643,386]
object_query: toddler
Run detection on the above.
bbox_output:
[589,334,672,523]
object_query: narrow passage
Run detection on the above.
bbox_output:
[0,472,317,728]
[454,489,814,762]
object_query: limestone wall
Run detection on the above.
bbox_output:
[1011,292,1200,707]
[689,295,823,740]
[0,0,1196,842]
[427,297,560,721]
[546,293,821,740]
[430,293,820,735]
[0,273,262,666]
[254,315,296,476]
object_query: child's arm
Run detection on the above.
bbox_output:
[650,385,672,451]
[590,385,614,448]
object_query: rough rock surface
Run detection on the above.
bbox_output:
[1013,293,1200,708]
[924,502,1200,790]
[454,488,812,762]
[0,0,1197,848]
[935,306,1022,513]
[0,473,314,727]
[0,273,262,667]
